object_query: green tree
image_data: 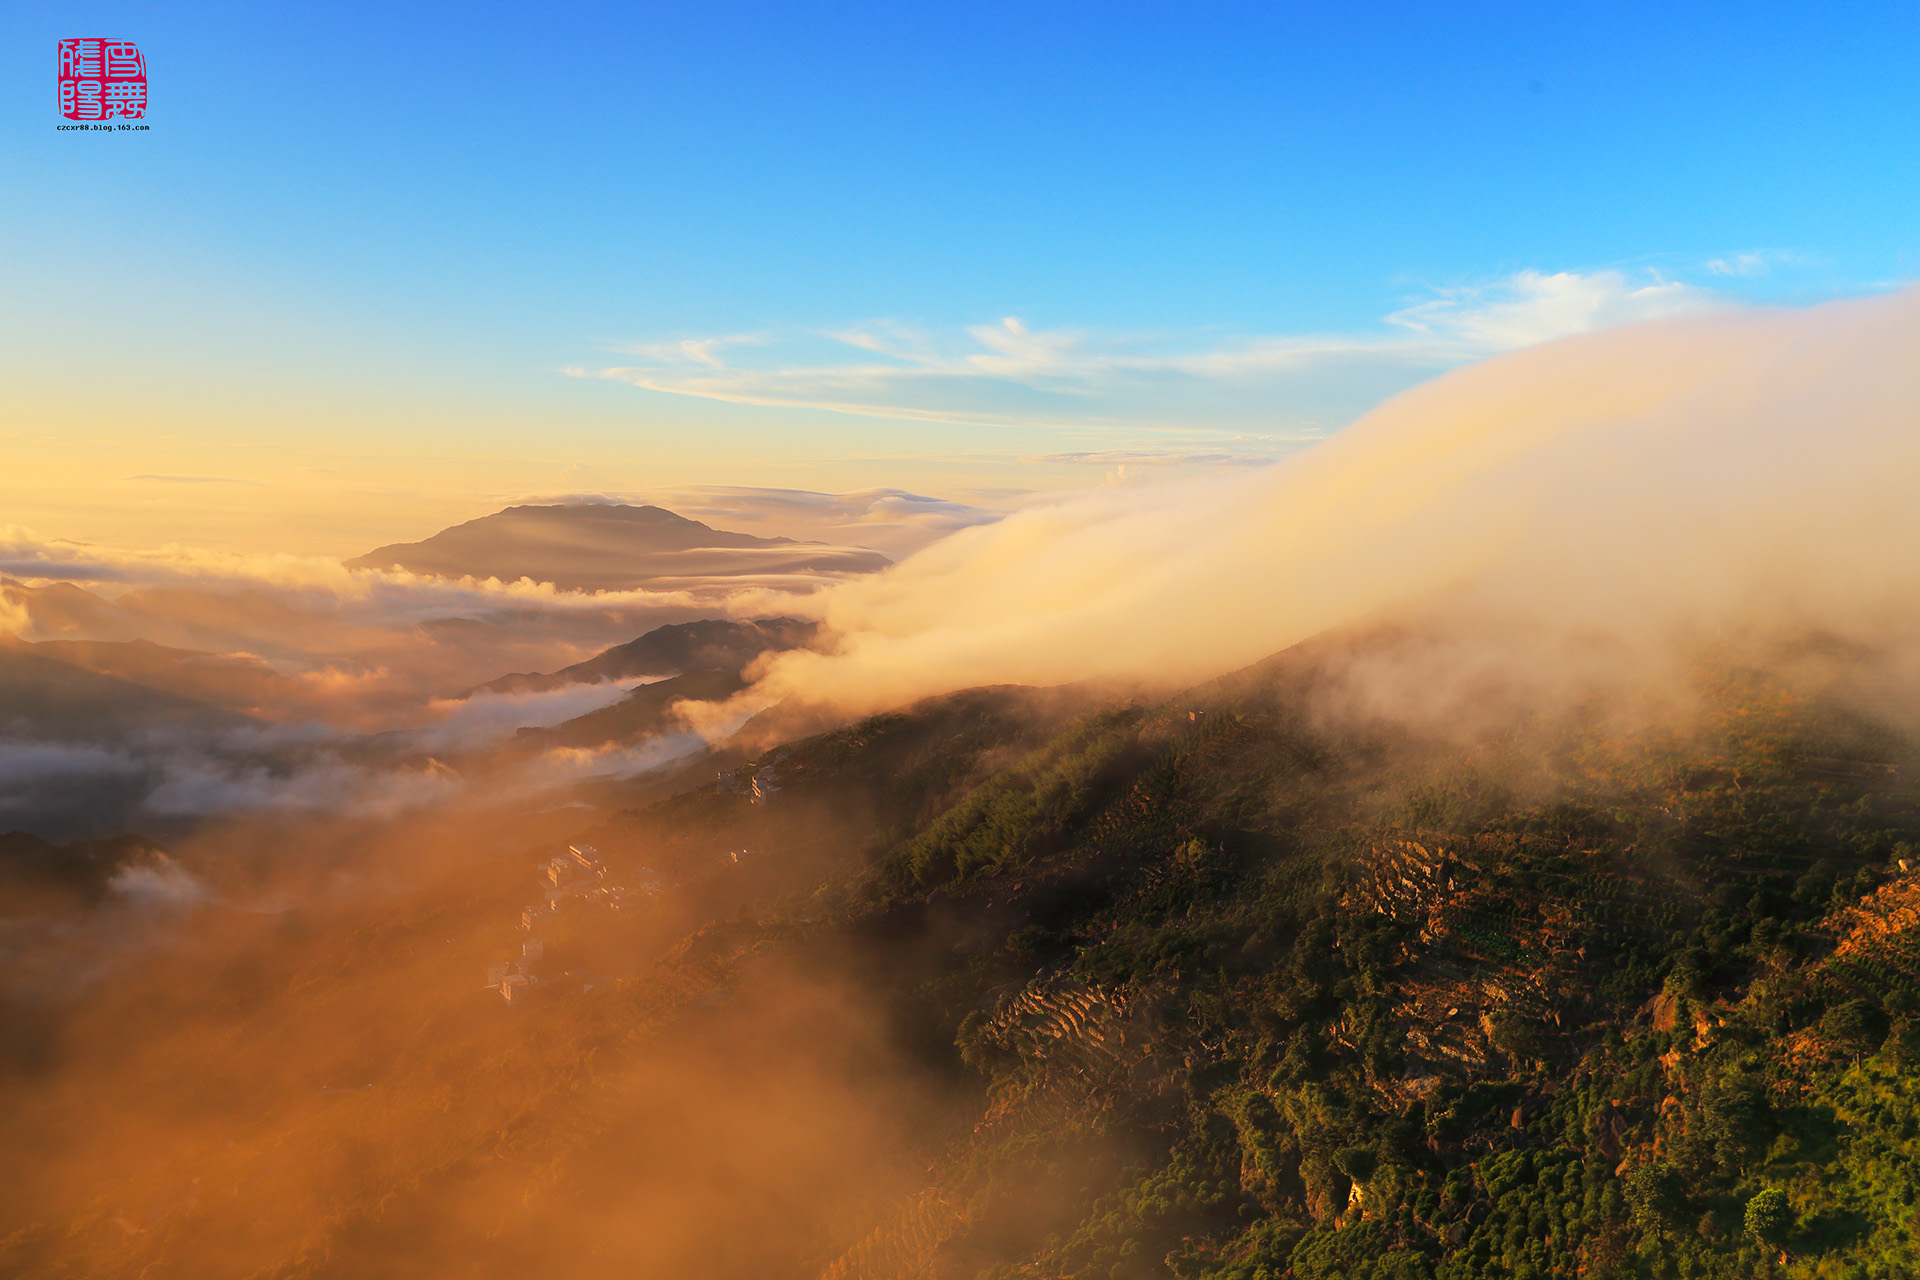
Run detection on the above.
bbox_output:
[1624,1161,1686,1235]
[1333,1145,1378,1184]
[1699,1076,1771,1173]
[1744,1187,1792,1246]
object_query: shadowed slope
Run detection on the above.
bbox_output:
[476,617,819,696]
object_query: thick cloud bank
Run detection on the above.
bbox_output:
[751,288,1920,717]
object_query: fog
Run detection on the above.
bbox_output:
[0,533,853,729]
[737,288,1920,728]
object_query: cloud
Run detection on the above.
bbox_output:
[124,474,255,485]
[1025,451,1274,469]
[712,287,1920,726]
[578,269,1725,445]
[0,719,431,825]
[0,740,143,788]
[1384,269,1707,349]
[410,680,651,753]
[1703,249,1816,279]
[107,856,208,908]
[515,728,716,788]
[137,752,463,820]
[0,521,870,727]
[1707,253,1768,278]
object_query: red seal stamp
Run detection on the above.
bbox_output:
[59,39,146,121]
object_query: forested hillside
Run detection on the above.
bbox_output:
[5,634,1918,1280]
[608,634,1920,1280]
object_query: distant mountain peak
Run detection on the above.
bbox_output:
[345,502,888,592]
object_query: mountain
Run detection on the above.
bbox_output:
[573,636,1920,1280]
[475,617,818,696]
[0,577,134,640]
[346,503,892,590]
[9,630,1920,1279]
[0,643,251,738]
[1,635,311,722]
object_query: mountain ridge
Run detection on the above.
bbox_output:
[473,616,818,697]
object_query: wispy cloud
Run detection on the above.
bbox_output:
[575,268,1724,449]
[1384,269,1704,348]
[1025,451,1273,468]
[1703,249,1809,279]
[124,474,256,485]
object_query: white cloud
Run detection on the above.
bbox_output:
[579,268,1726,446]
[1707,253,1768,278]
[1385,269,1707,348]
[108,856,208,908]
[1025,451,1273,469]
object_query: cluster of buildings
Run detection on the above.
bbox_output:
[487,843,658,1003]
[486,936,543,1004]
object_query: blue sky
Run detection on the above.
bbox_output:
[3,1,1915,550]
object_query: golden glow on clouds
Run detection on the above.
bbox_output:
[743,287,1920,719]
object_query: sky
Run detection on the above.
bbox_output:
[3,1,1915,556]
